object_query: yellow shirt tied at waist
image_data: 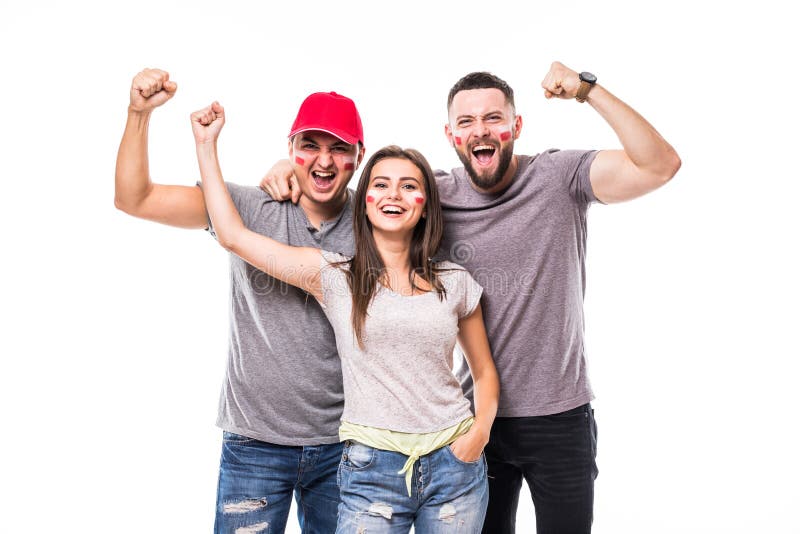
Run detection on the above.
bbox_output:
[339,417,475,496]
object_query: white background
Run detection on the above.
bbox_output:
[1,1,798,532]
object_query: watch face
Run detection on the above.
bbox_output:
[579,71,597,84]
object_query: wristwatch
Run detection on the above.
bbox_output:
[576,71,597,103]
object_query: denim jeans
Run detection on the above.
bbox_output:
[214,431,342,534]
[336,440,488,533]
[481,403,599,534]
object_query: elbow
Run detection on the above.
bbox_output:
[216,232,237,253]
[114,195,137,216]
[660,149,682,185]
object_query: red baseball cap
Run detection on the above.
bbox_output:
[288,91,364,146]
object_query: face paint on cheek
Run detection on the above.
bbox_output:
[342,156,355,171]
[452,128,463,146]
[497,124,512,142]
[412,192,425,204]
[295,156,305,165]
[366,189,380,203]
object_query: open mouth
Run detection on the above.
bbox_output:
[311,170,335,190]
[380,205,405,216]
[471,144,496,166]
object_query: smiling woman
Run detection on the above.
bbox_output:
[193,94,500,532]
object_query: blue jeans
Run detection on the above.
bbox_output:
[482,403,599,534]
[214,431,342,534]
[336,440,488,533]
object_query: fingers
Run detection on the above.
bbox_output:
[191,102,224,126]
[541,60,579,100]
[130,68,177,110]
[132,68,171,98]
[290,175,301,204]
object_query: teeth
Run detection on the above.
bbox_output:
[313,171,334,178]
[472,145,494,152]
[382,206,403,214]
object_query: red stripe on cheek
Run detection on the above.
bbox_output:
[500,131,511,141]
[455,136,462,146]
[366,195,375,203]
[295,156,305,165]
[344,163,354,170]
[414,197,424,204]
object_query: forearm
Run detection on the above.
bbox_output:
[587,85,680,178]
[195,142,246,249]
[114,110,154,212]
[470,368,499,439]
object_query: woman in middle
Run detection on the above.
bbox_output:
[192,100,499,534]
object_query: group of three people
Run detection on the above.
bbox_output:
[115,63,680,533]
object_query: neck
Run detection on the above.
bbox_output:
[372,229,414,289]
[298,191,348,229]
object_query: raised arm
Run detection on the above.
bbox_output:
[114,68,208,228]
[542,61,682,204]
[450,302,499,462]
[191,102,323,299]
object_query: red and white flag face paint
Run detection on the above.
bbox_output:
[411,192,425,205]
[293,146,313,166]
[366,188,379,203]
[342,155,355,171]
[452,128,463,146]
[497,124,512,142]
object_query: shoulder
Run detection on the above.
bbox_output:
[434,261,473,287]
[531,149,598,170]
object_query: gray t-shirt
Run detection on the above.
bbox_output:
[437,150,599,417]
[204,183,355,445]
[319,252,482,433]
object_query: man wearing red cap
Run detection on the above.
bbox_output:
[115,68,364,533]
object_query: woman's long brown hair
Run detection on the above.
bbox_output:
[342,146,447,348]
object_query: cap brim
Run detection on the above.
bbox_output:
[287,126,359,146]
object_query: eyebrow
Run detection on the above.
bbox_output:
[455,111,505,121]
[371,176,422,185]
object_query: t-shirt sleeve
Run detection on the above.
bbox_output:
[551,149,600,206]
[197,181,273,238]
[455,267,484,319]
[319,250,351,311]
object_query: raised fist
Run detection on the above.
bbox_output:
[190,101,225,145]
[541,61,581,100]
[129,68,177,112]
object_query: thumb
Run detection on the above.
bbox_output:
[211,101,224,114]
[163,80,178,94]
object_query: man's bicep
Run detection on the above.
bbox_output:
[589,149,661,204]
[133,184,208,229]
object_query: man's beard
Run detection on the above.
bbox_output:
[457,142,514,191]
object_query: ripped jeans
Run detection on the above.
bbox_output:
[214,431,342,534]
[336,441,488,533]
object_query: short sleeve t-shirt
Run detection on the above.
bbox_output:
[318,251,483,433]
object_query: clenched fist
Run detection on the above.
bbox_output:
[129,68,178,112]
[541,61,582,100]
[191,101,225,145]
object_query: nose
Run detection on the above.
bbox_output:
[474,118,491,138]
[317,149,333,168]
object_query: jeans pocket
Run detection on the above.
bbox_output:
[444,444,484,466]
[222,431,255,444]
[341,441,375,470]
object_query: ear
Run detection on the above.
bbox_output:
[444,123,455,147]
[513,115,523,140]
[287,138,294,156]
[356,144,366,168]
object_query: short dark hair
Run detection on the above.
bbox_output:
[447,72,515,112]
